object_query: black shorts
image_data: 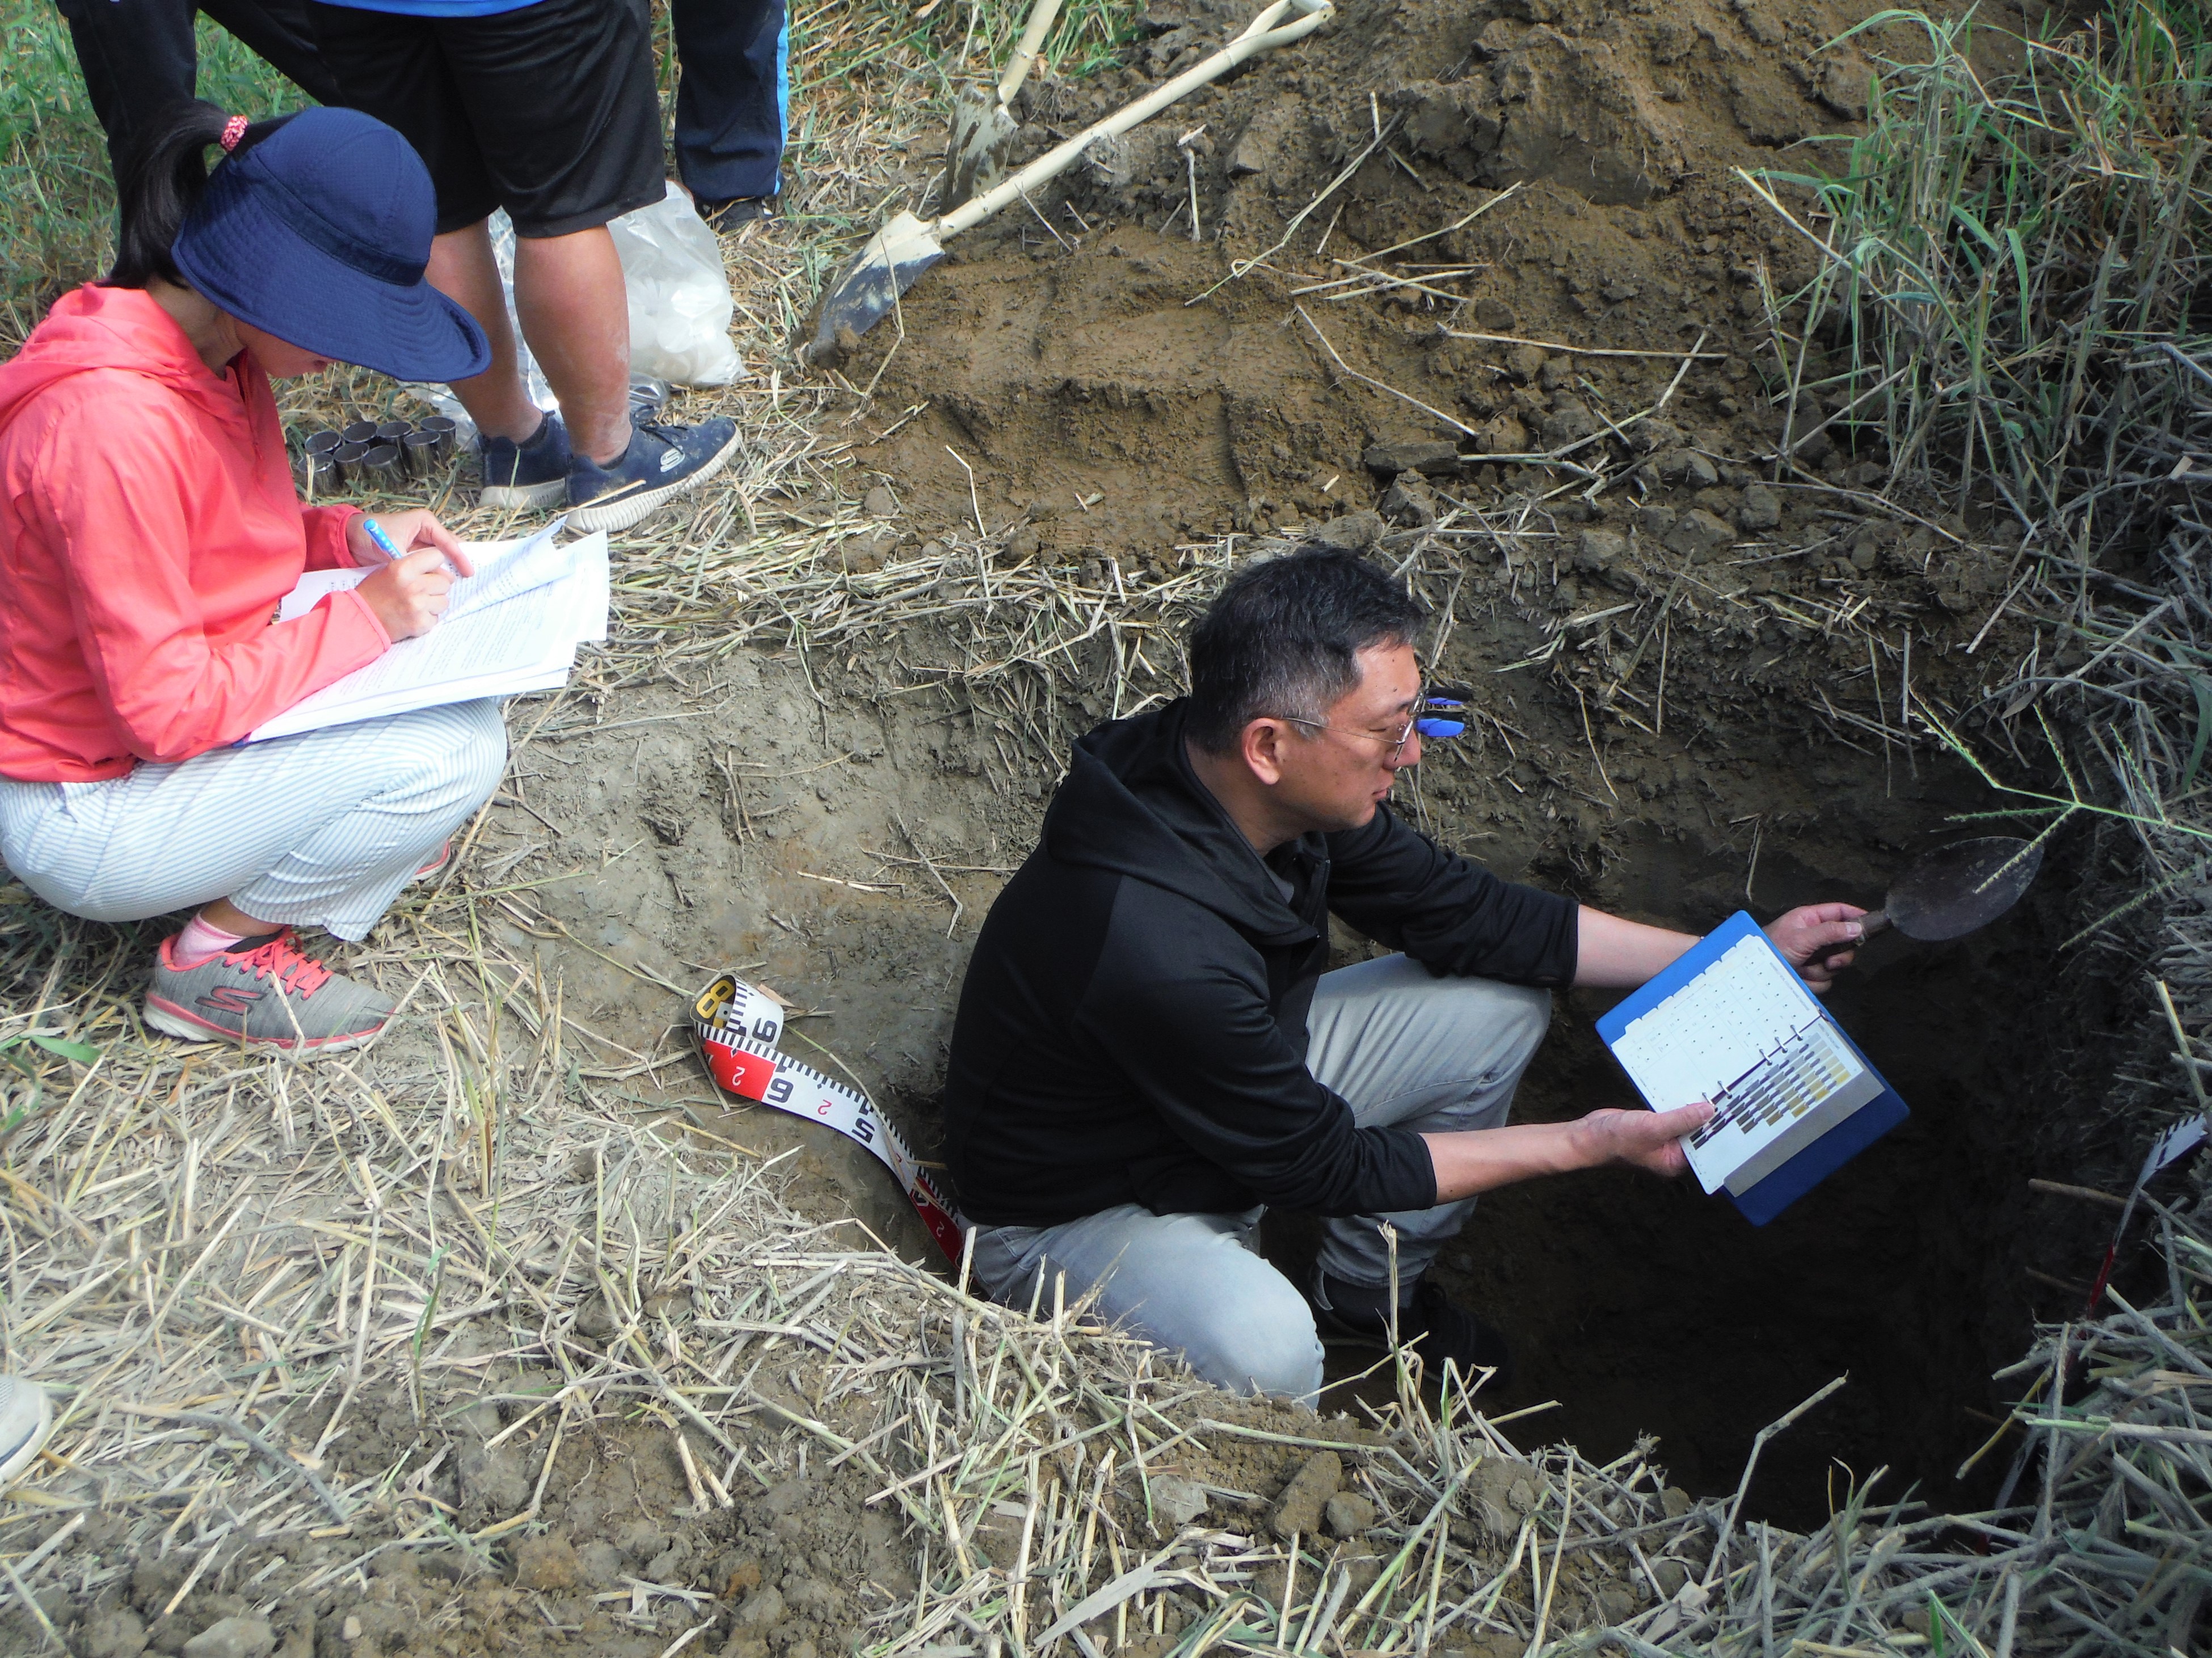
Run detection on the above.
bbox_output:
[307,0,666,238]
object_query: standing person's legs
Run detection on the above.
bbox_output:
[441,0,662,469]
[53,0,203,167]
[310,0,738,530]
[419,221,631,468]
[668,0,789,213]
[1304,954,1551,1297]
[970,1205,1323,1401]
[196,0,343,103]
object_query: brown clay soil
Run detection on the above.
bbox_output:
[833,0,2037,560]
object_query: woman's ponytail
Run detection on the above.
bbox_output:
[104,102,292,290]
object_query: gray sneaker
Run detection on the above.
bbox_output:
[145,929,396,1052]
[0,1376,51,1488]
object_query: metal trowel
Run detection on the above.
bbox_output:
[941,0,1065,213]
[810,0,1334,361]
[1822,836,2045,965]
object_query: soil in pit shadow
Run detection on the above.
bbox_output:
[1262,771,2125,1534]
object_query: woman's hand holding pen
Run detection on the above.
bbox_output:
[349,510,474,642]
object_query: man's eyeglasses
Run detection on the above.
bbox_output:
[1280,711,1423,761]
[1277,698,1467,762]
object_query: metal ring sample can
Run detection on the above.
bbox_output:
[340,420,379,445]
[357,442,405,490]
[296,430,345,496]
[331,440,372,484]
[400,429,443,476]
[418,416,459,463]
[374,420,411,446]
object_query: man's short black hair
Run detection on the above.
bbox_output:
[1185,550,1427,754]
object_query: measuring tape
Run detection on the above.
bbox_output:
[692,974,964,1265]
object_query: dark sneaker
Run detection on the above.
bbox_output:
[145,929,396,1052]
[479,410,573,511]
[566,417,742,533]
[1313,1273,1516,1388]
[700,196,776,230]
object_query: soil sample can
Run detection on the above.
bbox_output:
[401,429,443,476]
[357,442,405,491]
[374,420,411,447]
[331,439,372,484]
[419,416,459,463]
[340,419,379,446]
[297,429,344,497]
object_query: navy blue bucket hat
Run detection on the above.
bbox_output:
[172,108,490,383]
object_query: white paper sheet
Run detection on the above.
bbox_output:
[250,527,609,742]
[275,520,573,625]
[1610,934,1884,1196]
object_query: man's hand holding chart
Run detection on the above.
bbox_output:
[1596,911,1911,1225]
[1565,1103,1718,1178]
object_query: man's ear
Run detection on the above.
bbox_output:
[1241,718,1290,787]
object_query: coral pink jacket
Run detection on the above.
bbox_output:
[0,285,389,782]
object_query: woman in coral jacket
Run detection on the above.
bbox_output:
[0,101,505,1052]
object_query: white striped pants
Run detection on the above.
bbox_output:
[0,702,507,942]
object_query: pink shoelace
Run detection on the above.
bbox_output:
[229,930,332,998]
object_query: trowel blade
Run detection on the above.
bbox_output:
[809,212,946,357]
[942,84,1021,213]
[1886,836,2044,942]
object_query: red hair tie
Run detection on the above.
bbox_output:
[219,115,248,154]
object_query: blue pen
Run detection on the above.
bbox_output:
[1416,694,1467,740]
[360,517,403,562]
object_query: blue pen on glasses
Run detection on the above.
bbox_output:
[1416,695,1467,740]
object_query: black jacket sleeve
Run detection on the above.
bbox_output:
[1325,807,1579,985]
[1078,881,1438,1216]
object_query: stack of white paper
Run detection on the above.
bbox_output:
[250,520,610,742]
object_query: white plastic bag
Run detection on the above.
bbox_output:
[409,187,741,433]
[609,189,744,388]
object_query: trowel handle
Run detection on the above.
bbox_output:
[942,0,1335,238]
[997,0,1067,107]
[1813,909,1889,971]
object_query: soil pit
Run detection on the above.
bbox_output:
[781,0,2122,1533]
[472,596,2123,1540]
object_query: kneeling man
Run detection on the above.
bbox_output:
[943,550,1861,1400]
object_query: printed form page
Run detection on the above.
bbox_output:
[1610,934,1884,1195]
[252,531,609,741]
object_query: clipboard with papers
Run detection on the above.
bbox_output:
[1595,910,1908,1226]
[251,520,609,742]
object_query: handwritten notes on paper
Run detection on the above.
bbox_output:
[252,522,608,742]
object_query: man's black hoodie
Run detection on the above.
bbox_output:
[943,701,1580,1227]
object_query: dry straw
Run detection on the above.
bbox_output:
[2,3,2210,1656]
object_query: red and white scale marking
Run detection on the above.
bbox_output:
[692,974,964,1265]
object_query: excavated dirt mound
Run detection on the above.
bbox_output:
[838,0,1889,552]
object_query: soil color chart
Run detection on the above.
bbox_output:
[1608,929,1886,1197]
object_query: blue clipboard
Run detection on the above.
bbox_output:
[1594,910,1908,1226]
